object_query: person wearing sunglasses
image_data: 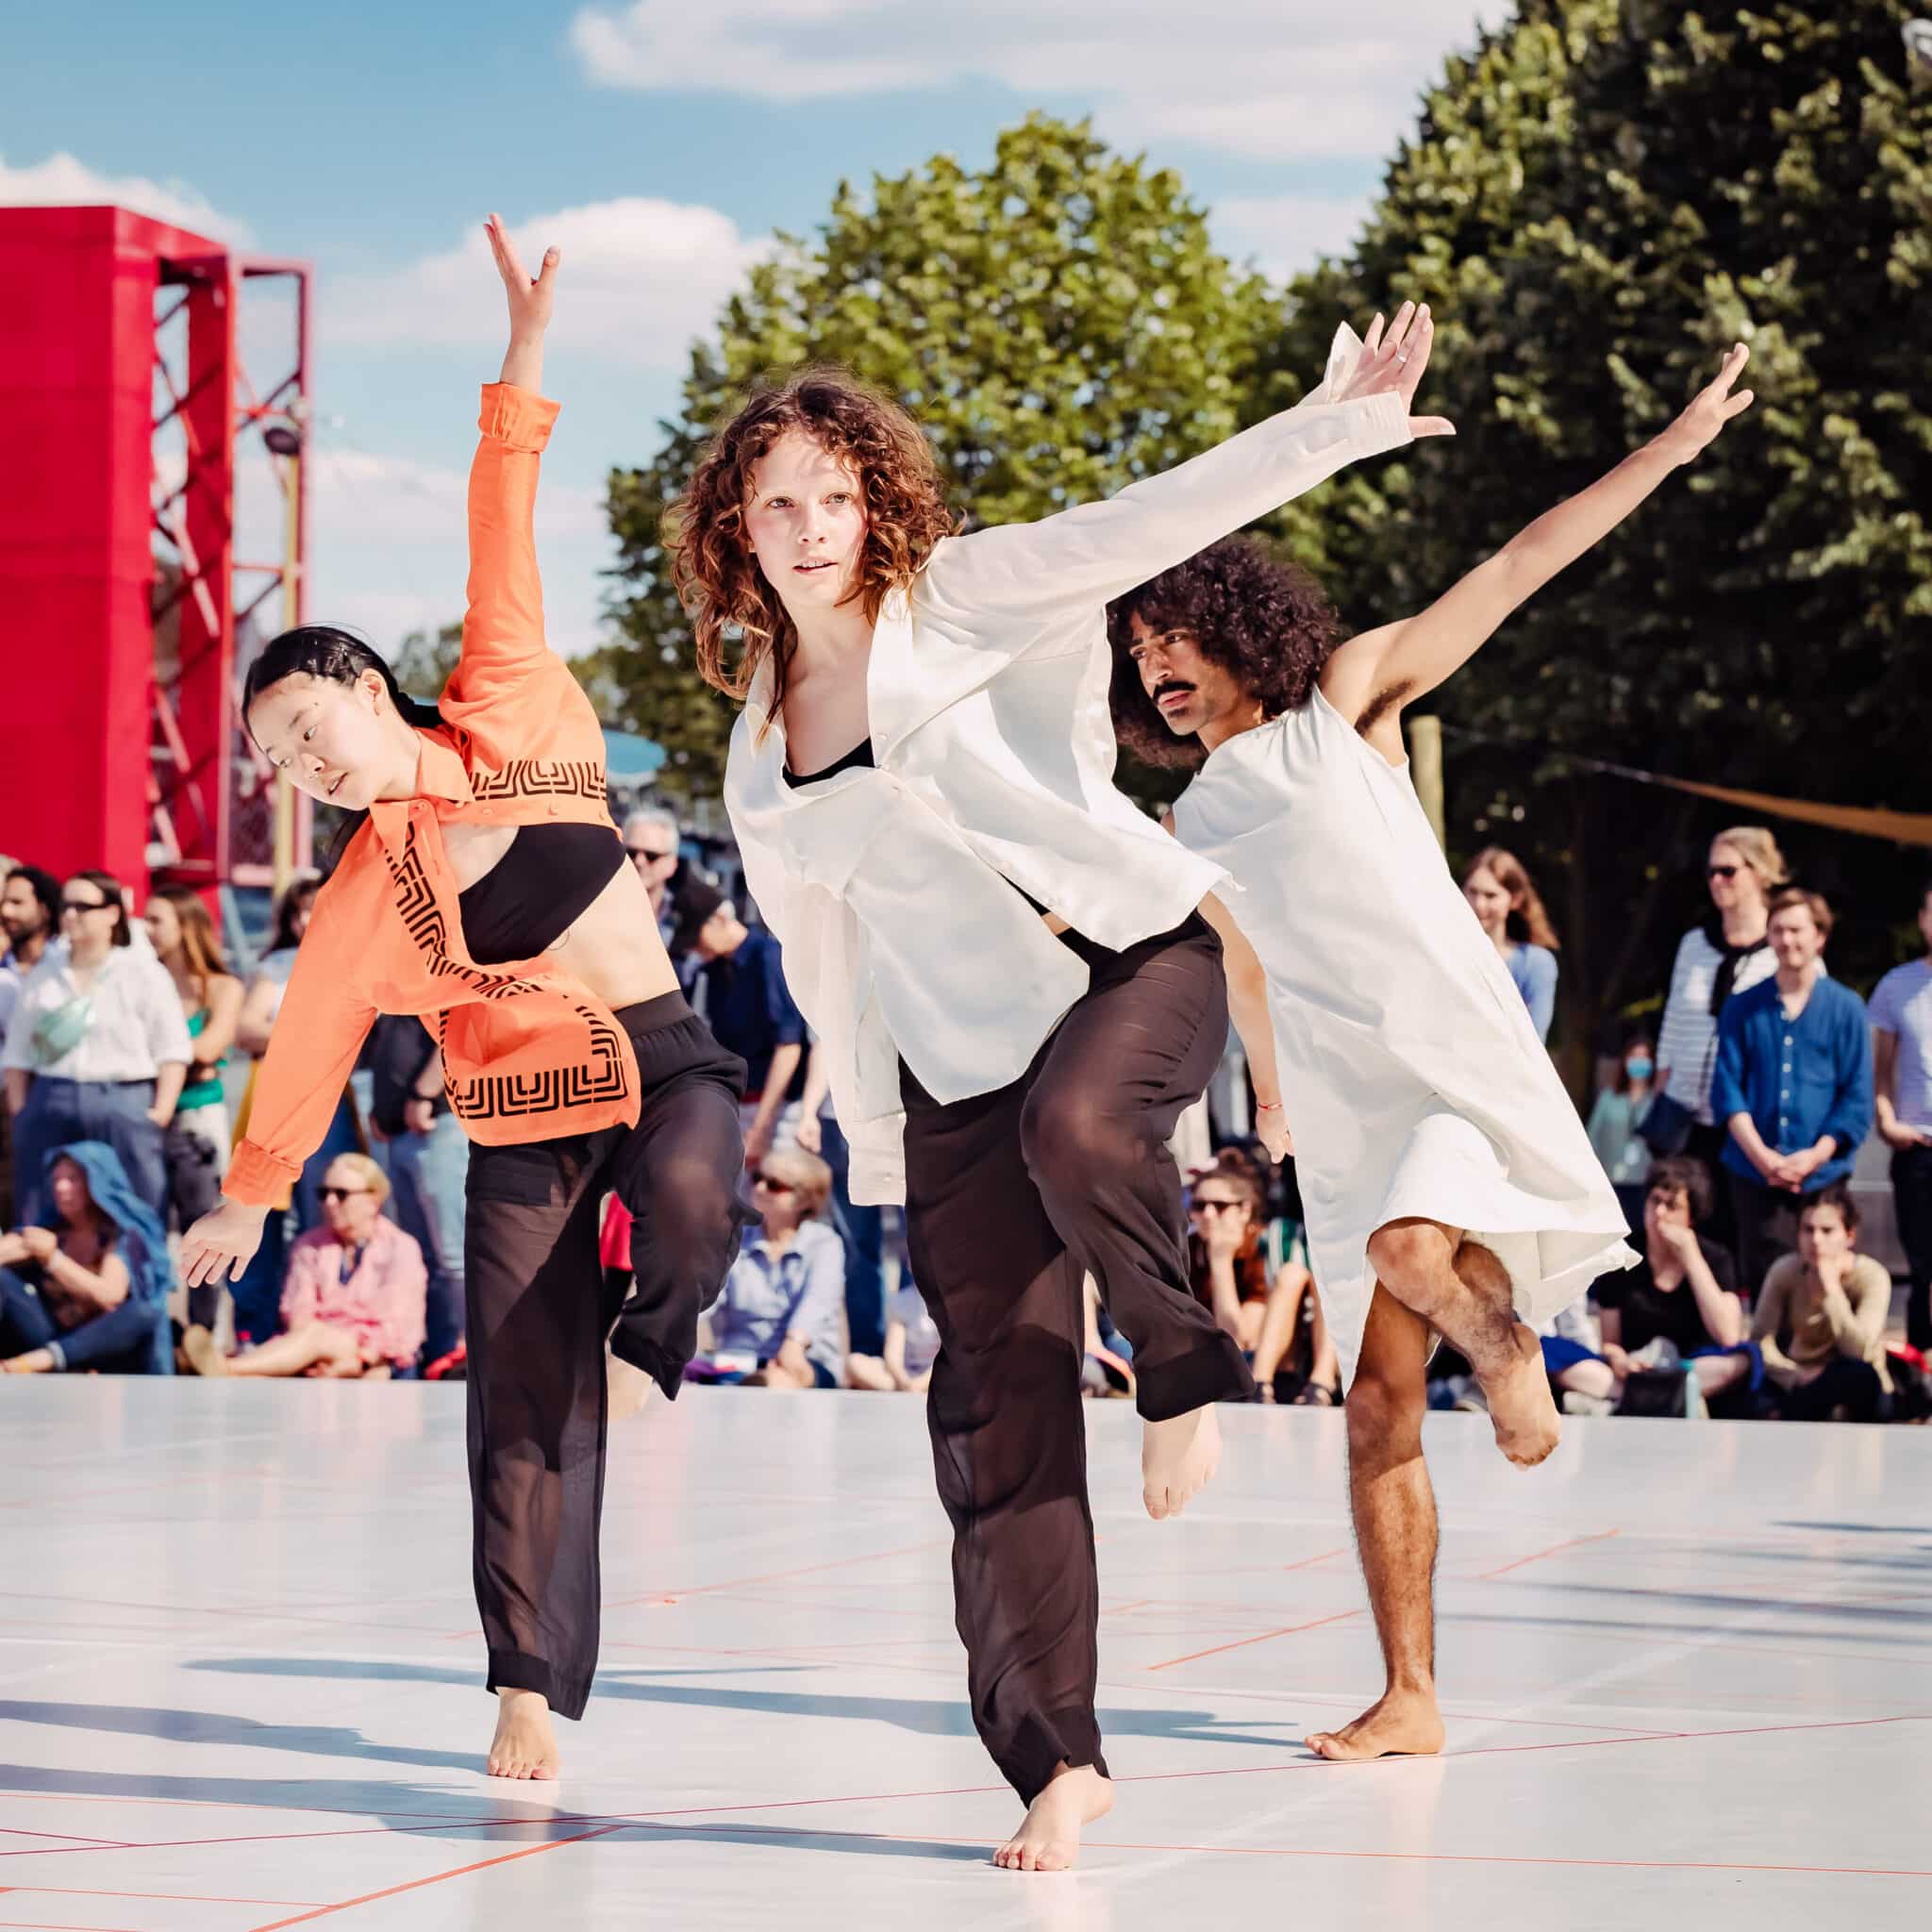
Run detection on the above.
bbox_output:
[1650,826,1786,1241]
[3,870,190,1224]
[184,1155,425,1381]
[697,1146,844,1390]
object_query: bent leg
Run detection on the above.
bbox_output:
[1366,1218,1558,1468]
[221,1324,358,1378]
[1308,1287,1445,1762]
[1021,921,1252,1421]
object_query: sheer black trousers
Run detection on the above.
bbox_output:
[463,994,748,1721]
[901,913,1254,1801]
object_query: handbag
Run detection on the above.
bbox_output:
[1641,1035,1714,1158]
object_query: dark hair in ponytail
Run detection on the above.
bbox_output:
[242,626,446,869]
[242,625,445,739]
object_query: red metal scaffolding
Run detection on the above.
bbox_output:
[0,205,313,902]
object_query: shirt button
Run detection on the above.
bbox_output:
[547,804,560,818]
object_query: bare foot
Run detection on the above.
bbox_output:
[1141,1403,1222,1521]
[487,1689,560,1780]
[607,1349,653,1422]
[1307,1686,1445,1761]
[181,1325,228,1377]
[1477,1322,1561,1468]
[993,1763,1114,1872]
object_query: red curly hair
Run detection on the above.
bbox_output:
[670,368,958,727]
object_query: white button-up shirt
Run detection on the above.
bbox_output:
[727,337,1411,1205]
[2,942,192,1084]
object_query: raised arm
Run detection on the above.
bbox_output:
[441,214,563,715]
[1323,344,1756,762]
[934,305,1450,622]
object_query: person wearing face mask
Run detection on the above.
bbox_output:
[1588,1031,1659,1233]
[177,220,749,1786]
[3,872,190,1224]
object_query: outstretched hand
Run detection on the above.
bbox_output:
[1337,301,1455,440]
[485,211,559,343]
[1658,342,1755,464]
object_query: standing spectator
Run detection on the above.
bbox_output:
[1752,1185,1892,1422]
[0,865,61,1227]
[0,1141,174,1374]
[845,1276,941,1392]
[183,1154,426,1379]
[1713,888,1874,1294]
[3,871,189,1222]
[797,1034,886,1357]
[621,806,684,943]
[696,1146,844,1389]
[0,864,61,1036]
[1461,846,1559,1041]
[1653,827,1784,1231]
[1870,878,1932,1353]
[144,888,244,1240]
[681,886,807,1168]
[225,875,363,1345]
[1587,1029,1658,1232]
[367,1013,468,1369]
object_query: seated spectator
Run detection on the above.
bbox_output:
[0,1141,173,1374]
[1752,1185,1893,1423]
[846,1277,941,1392]
[1188,1151,1337,1404]
[1543,1156,1759,1417]
[182,1155,425,1380]
[1462,845,1559,1042]
[1587,1029,1657,1232]
[696,1146,844,1389]
[1713,887,1873,1293]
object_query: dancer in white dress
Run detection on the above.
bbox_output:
[1111,341,1755,1762]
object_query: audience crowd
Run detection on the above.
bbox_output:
[3,814,1926,1424]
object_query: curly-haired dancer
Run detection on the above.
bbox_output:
[181,220,747,1783]
[1112,342,1756,1762]
[677,304,1448,1868]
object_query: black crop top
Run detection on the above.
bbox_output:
[784,741,875,789]
[457,822,627,966]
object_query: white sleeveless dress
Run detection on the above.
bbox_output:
[1170,690,1636,1390]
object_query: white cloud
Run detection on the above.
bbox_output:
[0,150,251,243]
[331,197,769,368]
[1212,192,1374,279]
[567,0,1513,160]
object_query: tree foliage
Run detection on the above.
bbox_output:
[1274,0,1932,1067]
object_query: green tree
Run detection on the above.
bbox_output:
[591,112,1282,798]
[387,619,463,699]
[1274,0,1932,1075]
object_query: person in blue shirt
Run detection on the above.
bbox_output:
[677,885,808,1168]
[698,1145,845,1389]
[1461,845,1559,1042]
[1711,887,1874,1295]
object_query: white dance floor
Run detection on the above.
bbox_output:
[1,1380,1925,1930]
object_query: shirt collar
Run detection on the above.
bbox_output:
[412,731,475,806]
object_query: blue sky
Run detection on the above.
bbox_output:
[4,0,1502,668]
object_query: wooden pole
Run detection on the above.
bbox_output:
[1409,714,1445,851]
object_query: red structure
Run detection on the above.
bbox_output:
[0,205,312,902]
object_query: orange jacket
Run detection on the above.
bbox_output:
[224,385,639,1208]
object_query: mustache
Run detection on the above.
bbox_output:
[1152,676,1196,704]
